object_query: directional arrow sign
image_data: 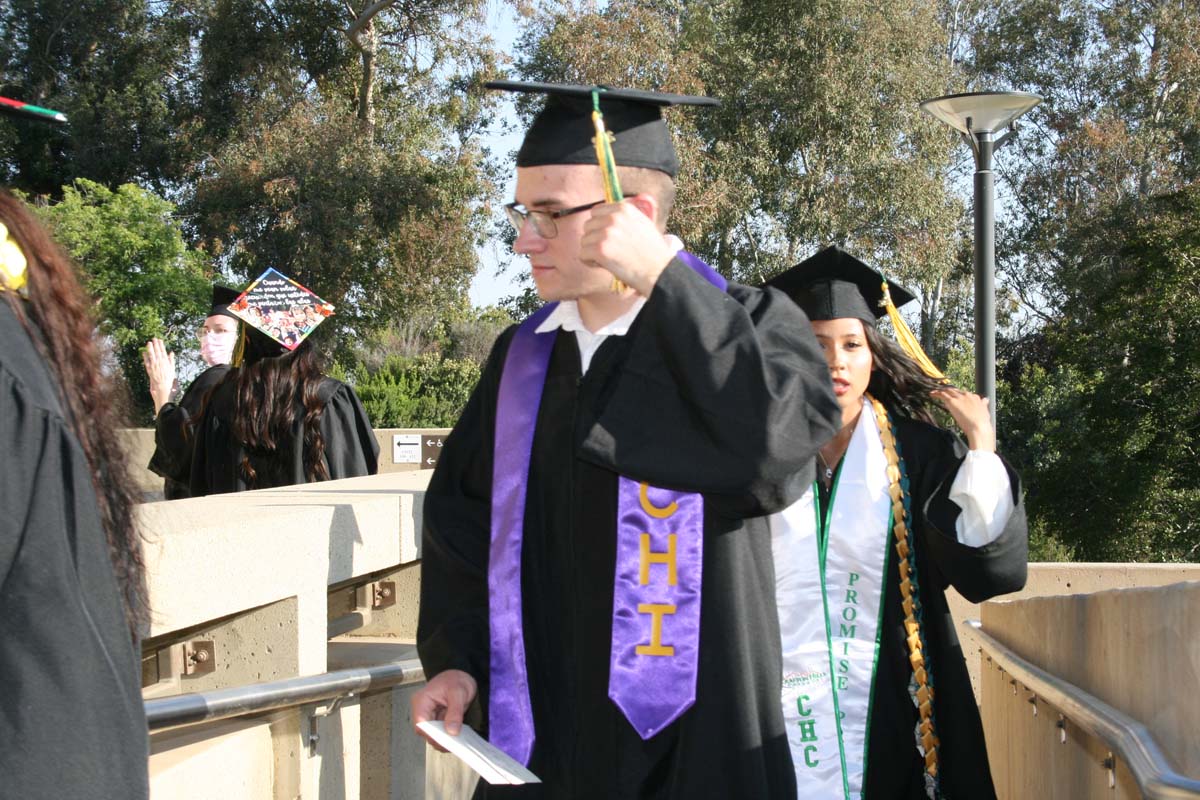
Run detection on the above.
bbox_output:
[393,434,421,464]
[420,434,447,469]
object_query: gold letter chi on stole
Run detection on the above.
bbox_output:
[609,478,704,738]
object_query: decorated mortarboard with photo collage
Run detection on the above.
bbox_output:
[228,268,334,351]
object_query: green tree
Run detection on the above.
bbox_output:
[964,0,1200,560]
[511,0,972,353]
[968,0,1200,320]
[334,302,511,428]
[0,0,191,194]
[182,0,506,355]
[27,180,211,420]
[3,0,511,368]
[1000,184,1200,562]
[188,96,491,349]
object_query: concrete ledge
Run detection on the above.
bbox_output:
[150,719,275,799]
[329,637,424,800]
[139,470,434,800]
[139,470,432,640]
[980,581,1200,798]
[123,428,451,501]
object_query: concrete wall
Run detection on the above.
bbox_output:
[946,562,1200,704]
[141,469,436,800]
[978,582,1200,799]
[124,427,451,501]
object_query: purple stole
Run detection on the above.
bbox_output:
[488,253,727,764]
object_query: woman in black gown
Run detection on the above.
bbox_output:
[187,319,379,497]
[766,246,1028,800]
[143,284,238,499]
[0,190,150,798]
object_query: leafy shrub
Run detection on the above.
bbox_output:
[351,353,481,428]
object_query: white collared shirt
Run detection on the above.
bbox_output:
[534,298,647,374]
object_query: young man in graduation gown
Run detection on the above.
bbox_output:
[411,82,842,799]
[144,284,239,499]
[765,247,1028,799]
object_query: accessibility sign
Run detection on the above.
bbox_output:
[421,435,445,468]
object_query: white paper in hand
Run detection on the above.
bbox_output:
[417,720,541,785]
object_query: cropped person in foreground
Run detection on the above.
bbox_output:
[0,189,149,798]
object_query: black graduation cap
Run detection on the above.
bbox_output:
[485,81,719,178]
[228,268,334,363]
[210,284,241,320]
[766,245,916,325]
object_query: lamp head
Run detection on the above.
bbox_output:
[919,91,1042,135]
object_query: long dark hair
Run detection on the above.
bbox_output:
[0,190,147,637]
[864,323,948,426]
[228,337,331,488]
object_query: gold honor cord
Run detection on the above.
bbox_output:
[880,281,948,382]
[590,89,628,293]
[872,395,941,791]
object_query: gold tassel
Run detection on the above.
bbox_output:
[881,281,948,382]
[591,90,628,293]
[231,324,247,367]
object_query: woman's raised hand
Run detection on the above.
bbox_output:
[931,387,995,452]
[142,338,177,415]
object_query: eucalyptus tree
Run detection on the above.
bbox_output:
[178,0,509,349]
[512,0,973,358]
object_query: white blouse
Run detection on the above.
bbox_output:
[950,449,1014,547]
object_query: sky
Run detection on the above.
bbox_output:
[467,2,524,309]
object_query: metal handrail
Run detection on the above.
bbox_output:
[968,619,1200,799]
[144,658,425,731]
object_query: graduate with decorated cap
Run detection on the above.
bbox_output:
[766,245,1028,800]
[411,81,841,799]
[184,269,378,496]
[144,283,241,499]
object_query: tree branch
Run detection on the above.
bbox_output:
[347,0,398,49]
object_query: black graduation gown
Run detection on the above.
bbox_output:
[847,416,1027,800]
[187,375,379,496]
[148,363,230,499]
[418,261,842,800]
[0,301,149,798]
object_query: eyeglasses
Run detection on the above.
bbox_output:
[504,200,605,240]
[197,324,238,339]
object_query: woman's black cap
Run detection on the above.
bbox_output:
[485,81,719,178]
[766,245,916,324]
[210,284,241,320]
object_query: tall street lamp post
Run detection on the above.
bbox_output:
[919,91,1042,428]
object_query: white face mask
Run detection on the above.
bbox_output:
[199,330,237,366]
